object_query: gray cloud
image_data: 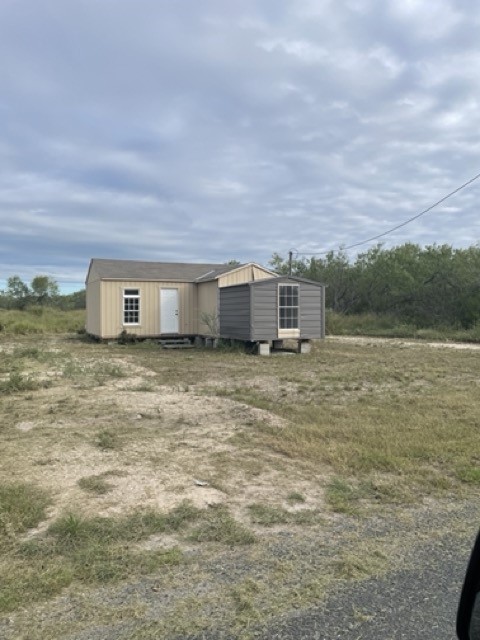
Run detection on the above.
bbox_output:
[1,0,479,290]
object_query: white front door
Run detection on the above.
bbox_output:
[160,288,179,333]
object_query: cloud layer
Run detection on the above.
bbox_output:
[1,0,479,289]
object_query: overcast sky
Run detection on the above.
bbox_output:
[1,0,480,291]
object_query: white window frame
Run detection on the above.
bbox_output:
[123,288,140,325]
[278,284,300,338]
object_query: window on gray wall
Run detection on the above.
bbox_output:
[123,289,140,324]
[278,284,299,329]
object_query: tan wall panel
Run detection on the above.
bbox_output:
[197,281,218,335]
[252,266,275,281]
[217,265,252,287]
[218,265,275,287]
[86,280,101,336]
[99,281,196,338]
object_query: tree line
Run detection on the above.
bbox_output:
[271,243,480,329]
[0,275,85,311]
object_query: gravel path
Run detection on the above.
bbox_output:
[253,529,474,639]
[328,335,480,351]
[182,502,480,640]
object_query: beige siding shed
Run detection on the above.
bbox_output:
[97,280,196,339]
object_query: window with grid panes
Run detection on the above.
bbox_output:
[123,289,140,324]
[278,285,299,329]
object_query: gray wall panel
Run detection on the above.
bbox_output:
[251,283,278,340]
[299,284,323,338]
[219,285,251,340]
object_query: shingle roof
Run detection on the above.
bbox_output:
[88,259,244,283]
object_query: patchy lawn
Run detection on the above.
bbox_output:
[1,334,479,639]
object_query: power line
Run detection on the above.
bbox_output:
[293,171,480,258]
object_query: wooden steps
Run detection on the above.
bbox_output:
[158,338,194,349]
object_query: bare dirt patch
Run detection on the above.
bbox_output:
[2,357,299,533]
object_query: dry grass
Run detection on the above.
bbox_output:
[0,308,85,335]
[1,333,480,638]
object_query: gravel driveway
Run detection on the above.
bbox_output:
[254,530,474,639]
[180,500,480,640]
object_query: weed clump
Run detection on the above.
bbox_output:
[248,503,320,526]
[189,505,255,545]
[118,330,138,345]
[0,502,205,612]
[0,372,43,394]
[286,491,306,504]
[77,475,114,495]
[0,483,51,539]
[457,467,480,484]
[95,430,121,451]
[1,504,193,612]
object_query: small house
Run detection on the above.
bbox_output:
[85,259,277,339]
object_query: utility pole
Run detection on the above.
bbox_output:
[288,250,293,276]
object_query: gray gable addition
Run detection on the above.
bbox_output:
[219,276,326,343]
